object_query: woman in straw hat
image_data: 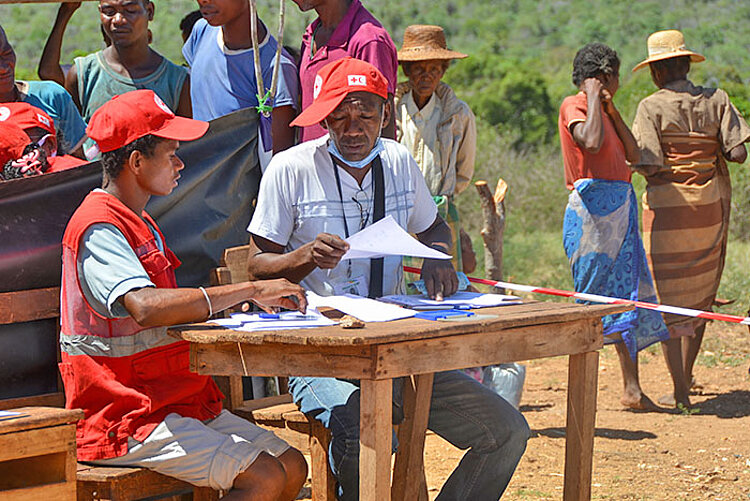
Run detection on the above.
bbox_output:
[395,24,476,275]
[559,43,669,411]
[631,29,750,408]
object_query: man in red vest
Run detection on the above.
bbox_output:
[60,89,308,500]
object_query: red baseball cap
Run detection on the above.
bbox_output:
[86,90,209,153]
[0,122,31,166]
[290,57,388,127]
[0,102,56,135]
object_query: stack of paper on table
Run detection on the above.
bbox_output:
[379,291,522,309]
[209,309,337,331]
[307,291,416,322]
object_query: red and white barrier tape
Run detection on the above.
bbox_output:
[402,266,750,326]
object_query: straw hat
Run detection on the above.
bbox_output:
[632,29,705,72]
[397,25,468,62]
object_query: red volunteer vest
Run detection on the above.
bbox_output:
[59,191,223,460]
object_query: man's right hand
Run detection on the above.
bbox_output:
[250,278,308,313]
[309,233,349,269]
[581,77,603,98]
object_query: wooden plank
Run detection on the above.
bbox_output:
[563,351,600,501]
[0,407,82,435]
[191,342,375,379]
[0,392,65,411]
[240,420,310,452]
[212,375,244,411]
[76,465,197,500]
[0,481,75,500]
[359,379,392,501]
[221,245,251,283]
[170,302,631,347]
[309,419,336,501]
[0,287,59,325]
[374,318,601,379]
[392,373,433,501]
[0,424,75,462]
[0,451,67,490]
[234,394,293,417]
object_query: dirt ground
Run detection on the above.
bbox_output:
[300,322,750,500]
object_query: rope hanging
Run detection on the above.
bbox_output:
[248,0,285,117]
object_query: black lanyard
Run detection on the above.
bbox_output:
[330,154,385,298]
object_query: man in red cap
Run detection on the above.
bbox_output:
[247,58,529,500]
[0,102,87,173]
[60,89,308,500]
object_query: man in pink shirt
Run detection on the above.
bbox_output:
[292,0,397,141]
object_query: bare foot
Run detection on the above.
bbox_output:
[657,393,675,407]
[621,392,659,411]
[658,392,691,408]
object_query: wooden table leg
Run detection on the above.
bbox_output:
[392,374,433,501]
[360,379,392,501]
[564,351,599,501]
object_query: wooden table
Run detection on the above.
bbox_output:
[170,301,630,501]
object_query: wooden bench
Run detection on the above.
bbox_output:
[0,406,82,500]
[212,244,337,501]
[76,464,218,501]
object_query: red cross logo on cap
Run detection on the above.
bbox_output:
[313,75,323,99]
[153,94,174,116]
[36,113,51,128]
[0,107,9,122]
[347,75,367,86]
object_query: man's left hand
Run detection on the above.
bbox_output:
[421,259,458,300]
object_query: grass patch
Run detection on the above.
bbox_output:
[696,335,750,369]
[513,488,552,498]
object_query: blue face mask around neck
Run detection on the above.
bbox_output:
[327,136,385,169]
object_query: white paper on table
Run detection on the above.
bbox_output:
[306,291,416,322]
[341,215,451,260]
[208,309,337,331]
[379,291,522,309]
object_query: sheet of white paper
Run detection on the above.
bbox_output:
[380,291,522,309]
[208,309,337,331]
[341,215,451,260]
[0,410,25,421]
[307,291,416,322]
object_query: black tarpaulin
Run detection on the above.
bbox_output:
[0,107,261,292]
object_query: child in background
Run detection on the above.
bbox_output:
[183,0,299,169]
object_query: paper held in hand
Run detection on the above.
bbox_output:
[341,215,452,260]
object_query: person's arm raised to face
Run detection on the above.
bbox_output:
[600,83,640,164]
[415,215,458,300]
[120,279,307,328]
[247,233,349,283]
[571,77,605,154]
[38,2,81,85]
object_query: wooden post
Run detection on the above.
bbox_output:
[475,179,507,283]
[360,379,392,501]
[563,351,599,501]
[392,374,434,501]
